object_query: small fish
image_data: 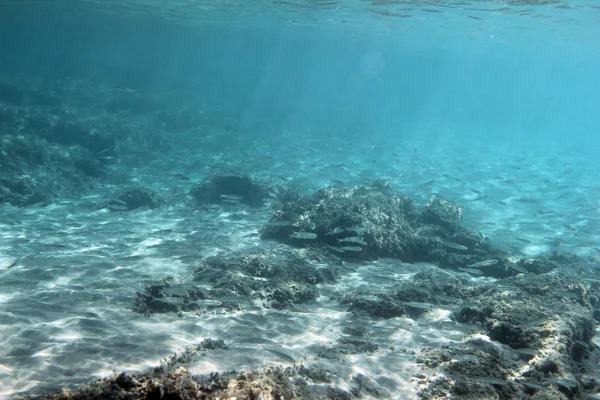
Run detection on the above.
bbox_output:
[119,254,144,262]
[290,232,318,240]
[189,299,223,307]
[346,226,367,234]
[327,245,345,253]
[114,85,135,93]
[323,163,346,170]
[555,290,579,300]
[220,194,243,201]
[355,295,382,302]
[402,302,432,309]
[168,174,190,181]
[56,284,85,291]
[435,295,461,303]
[545,377,577,390]
[340,246,363,252]
[218,295,248,304]
[267,221,291,227]
[326,227,345,236]
[468,259,498,268]
[459,268,483,276]
[515,318,547,329]
[575,241,594,248]
[494,285,517,291]
[470,195,488,202]
[516,237,532,243]
[453,354,478,362]
[96,148,111,156]
[476,377,509,386]
[338,237,367,246]
[417,180,435,189]
[509,264,528,274]
[151,297,185,305]
[512,349,541,357]
[263,347,295,363]
[1,257,19,269]
[108,205,129,211]
[515,198,540,204]
[440,240,468,251]
[469,188,482,195]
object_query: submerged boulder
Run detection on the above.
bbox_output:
[190,172,270,207]
[100,187,162,211]
[0,134,103,206]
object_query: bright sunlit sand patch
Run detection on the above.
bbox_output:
[50,331,83,342]
[390,328,415,344]
[0,292,15,303]
[425,308,453,322]
[419,327,460,346]
[522,244,552,256]
[136,257,192,277]
[138,237,163,249]
[0,363,13,375]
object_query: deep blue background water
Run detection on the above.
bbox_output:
[1,1,599,153]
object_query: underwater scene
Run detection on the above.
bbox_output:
[1,0,600,399]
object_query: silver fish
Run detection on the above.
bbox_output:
[0,257,19,270]
[290,232,317,240]
[515,318,547,329]
[459,268,483,276]
[338,236,367,246]
[468,259,498,268]
[340,246,363,252]
[509,264,528,274]
[440,239,468,251]
[326,227,344,236]
[220,194,243,201]
[346,226,367,233]
[327,245,345,253]
[267,221,291,227]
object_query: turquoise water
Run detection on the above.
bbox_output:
[2,1,600,147]
[1,1,599,398]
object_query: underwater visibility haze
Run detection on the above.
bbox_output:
[1,0,600,399]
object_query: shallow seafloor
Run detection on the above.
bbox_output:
[0,42,600,400]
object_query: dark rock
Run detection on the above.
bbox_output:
[260,181,516,279]
[104,187,162,211]
[571,341,587,362]
[190,173,269,207]
[115,372,137,389]
[200,338,227,350]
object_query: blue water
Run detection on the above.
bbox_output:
[2,1,600,148]
[1,0,600,398]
